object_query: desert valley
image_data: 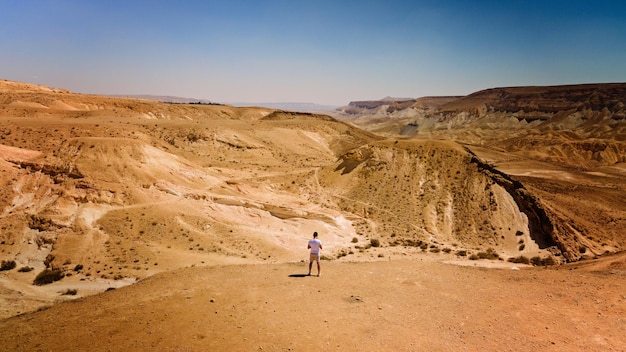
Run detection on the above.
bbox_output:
[0,79,625,351]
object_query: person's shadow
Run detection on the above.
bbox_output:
[288,274,309,278]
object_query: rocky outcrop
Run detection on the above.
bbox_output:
[337,83,626,135]
[337,96,462,116]
[440,83,626,116]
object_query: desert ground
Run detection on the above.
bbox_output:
[1,254,626,352]
[0,80,625,351]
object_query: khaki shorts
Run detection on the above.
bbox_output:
[310,253,320,263]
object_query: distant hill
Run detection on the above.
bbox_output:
[230,102,340,113]
[107,96,340,113]
[336,83,626,141]
[107,94,220,105]
[438,83,626,116]
[337,96,462,115]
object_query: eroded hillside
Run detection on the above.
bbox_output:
[335,83,626,261]
[318,140,574,259]
[336,84,626,166]
[0,80,624,318]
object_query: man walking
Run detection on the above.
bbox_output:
[307,232,322,277]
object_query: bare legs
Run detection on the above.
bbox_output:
[308,261,320,276]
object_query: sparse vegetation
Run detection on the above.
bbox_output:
[336,250,348,258]
[62,289,77,296]
[470,248,500,260]
[0,260,16,271]
[370,239,380,247]
[531,256,556,266]
[33,269,64,286]
[508,256,530,264]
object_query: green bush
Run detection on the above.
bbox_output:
[0,260,16,271]
[33,269,64,286]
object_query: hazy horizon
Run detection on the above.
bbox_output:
[2,0,625,105]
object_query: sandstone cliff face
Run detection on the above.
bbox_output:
[340,84,626,129]
[337,84,626,165]
[322,140,562,259]
[440,83,626,116]
[333,83,626,262]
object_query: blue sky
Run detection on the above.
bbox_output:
[1,0,625,105]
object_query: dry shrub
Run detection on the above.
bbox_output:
[508,256,530,264]
[0,260,16,271]
[402,239,424,247]
[33,269,64,286]
[476,248,499,260]
[62,289,77,296]
[541,256,556,266]
[531,256,556,266]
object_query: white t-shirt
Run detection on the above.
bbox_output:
[308,238,322,254]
